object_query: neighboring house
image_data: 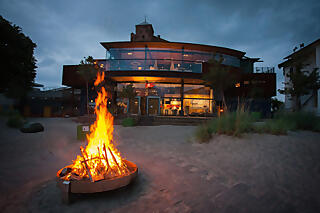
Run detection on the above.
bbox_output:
[278,38,320,113]
[63,21,276,117]
[24,87,81,117]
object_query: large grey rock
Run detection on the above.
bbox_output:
[20,122,44,133]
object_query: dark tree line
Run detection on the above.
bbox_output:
[0,15,37,99]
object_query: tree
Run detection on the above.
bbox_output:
[77,56,98,115]
[278,62,320,111]
[203,54,236,110]
[118,84,136,114]
[271,97,284,113]
[0,16,37,98]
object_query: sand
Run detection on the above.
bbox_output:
[0,117,319,212]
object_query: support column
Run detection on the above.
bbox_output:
[71,87,75,116]
[180,79,184,116]
[316,46,320,115]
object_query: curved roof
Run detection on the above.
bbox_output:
[100,41,245,58]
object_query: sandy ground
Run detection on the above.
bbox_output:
[0,117,320,213]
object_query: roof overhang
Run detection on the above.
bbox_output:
[100,41,245,58]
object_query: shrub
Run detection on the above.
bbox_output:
[258,119,294,135]
[251,112,261,121]
[121,117,136,127]
[258,111,320,134]
[6,114,25,128]
[208,110,256,136]
[195,124,211,143]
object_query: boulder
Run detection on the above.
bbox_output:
[20,122,44,133]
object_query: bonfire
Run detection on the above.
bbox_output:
[57,72,135,183]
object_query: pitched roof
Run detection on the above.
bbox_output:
[278,38,320,68]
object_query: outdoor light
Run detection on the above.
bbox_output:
[235,83,240,88]
[127,52,133,55]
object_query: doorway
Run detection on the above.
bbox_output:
[147,96,160,116]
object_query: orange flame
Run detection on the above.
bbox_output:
[62,71,128,182]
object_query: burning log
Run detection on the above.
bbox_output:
[102,144,111,172]
[80,146,94,181]
[58,167,72,178]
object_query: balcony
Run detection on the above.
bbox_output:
[102,59,203,73]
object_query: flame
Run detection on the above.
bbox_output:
[61,72,129,182]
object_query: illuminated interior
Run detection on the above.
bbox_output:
[116,82,214,116]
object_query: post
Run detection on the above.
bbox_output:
[180,79,184,116]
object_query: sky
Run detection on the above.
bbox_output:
[1,0,319,99]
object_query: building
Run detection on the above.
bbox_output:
[278,38,320,113]
[23,87,81,117]
[63,21,276,117]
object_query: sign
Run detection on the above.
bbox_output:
[82,125,89,132]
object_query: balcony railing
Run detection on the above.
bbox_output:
[255,67,275,73]
[101,59,203,73]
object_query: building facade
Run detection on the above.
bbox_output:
[278,38,320,114]
[63,21,276,117]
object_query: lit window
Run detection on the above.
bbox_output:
[244,81,249,85]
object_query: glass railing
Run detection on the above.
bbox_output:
[104,59,202,73]
[255,67,275,73]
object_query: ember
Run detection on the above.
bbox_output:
[57,72,137,186]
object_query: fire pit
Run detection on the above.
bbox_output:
[57,72,138,203]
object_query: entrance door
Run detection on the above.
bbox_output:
[147,96,160,116]
[128,97,141,115]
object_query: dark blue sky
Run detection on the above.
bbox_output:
[1,0,319,99]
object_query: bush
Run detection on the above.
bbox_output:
[0,108,20,117]
[121,117,136,127]
[195,125,211,143]
[6,114,25,128]
[257,111,320,134]
[193,107,259,142]
[208,110,257,136]
[257,119,294,135]
[251,112,261,121]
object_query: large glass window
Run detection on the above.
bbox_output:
[106,48,240,73]
[116,83,214,116]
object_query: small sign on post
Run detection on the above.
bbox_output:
[77,125,90,140]
[82,126,89,132]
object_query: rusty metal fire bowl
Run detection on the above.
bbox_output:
[56,160,138,203]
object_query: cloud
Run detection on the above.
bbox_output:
[1,0,319,99]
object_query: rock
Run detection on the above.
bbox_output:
[20,122,44,133]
